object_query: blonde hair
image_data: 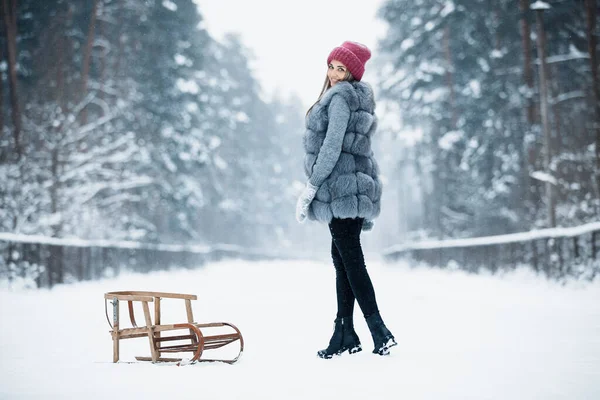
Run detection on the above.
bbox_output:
[306,69,354,117]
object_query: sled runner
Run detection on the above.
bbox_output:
[104,291,243,365]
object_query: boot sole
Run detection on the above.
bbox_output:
[317,344,362,359]
[344,344,362,355]
[373,337,397,355]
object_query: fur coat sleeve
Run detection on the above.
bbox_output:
[307,95,351,188]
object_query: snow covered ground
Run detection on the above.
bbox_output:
[1,258,599,400]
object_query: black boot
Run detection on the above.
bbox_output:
[365,312,397,355]
[317,316,362,359]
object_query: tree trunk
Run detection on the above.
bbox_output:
[443,25,457,129]
[2,0,22,159]
[50,147,63,240]
[81,0,99,125]
[547,63,563,208]
[0,20,4,159]
[441,24,456,238]
[534,9,556,228]
[518,0,535,223]
[99,1,106,106]
[55,5,74,112]
[493,0,501,50]
[584,0,600,209]
[519,0,535,125]
[113,0,125,83]
[547,64,562,158]
[56,11,65,109]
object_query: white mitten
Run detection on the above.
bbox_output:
[295,182,319,223]
[362,219,375,232]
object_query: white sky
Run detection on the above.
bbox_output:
[193,0,387,108]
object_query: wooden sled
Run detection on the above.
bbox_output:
[104,291,244,365]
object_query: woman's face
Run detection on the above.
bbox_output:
[327,60,347,87]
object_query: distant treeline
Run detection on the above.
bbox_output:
[0,0,305,248]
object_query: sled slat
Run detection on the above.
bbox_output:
[155,334,195,342]
[136,356,182,362]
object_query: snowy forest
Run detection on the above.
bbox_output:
[376,0,599,240]
[0,0,306,247]
[1,0,599,285]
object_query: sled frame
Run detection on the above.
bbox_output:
[104,291,243,365]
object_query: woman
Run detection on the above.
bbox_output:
[296,41,396,358]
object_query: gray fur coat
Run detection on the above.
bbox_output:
[303,80,382,223]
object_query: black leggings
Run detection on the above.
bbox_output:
[328,217,379,319]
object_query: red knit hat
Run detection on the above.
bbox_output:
[327,41,371,81]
